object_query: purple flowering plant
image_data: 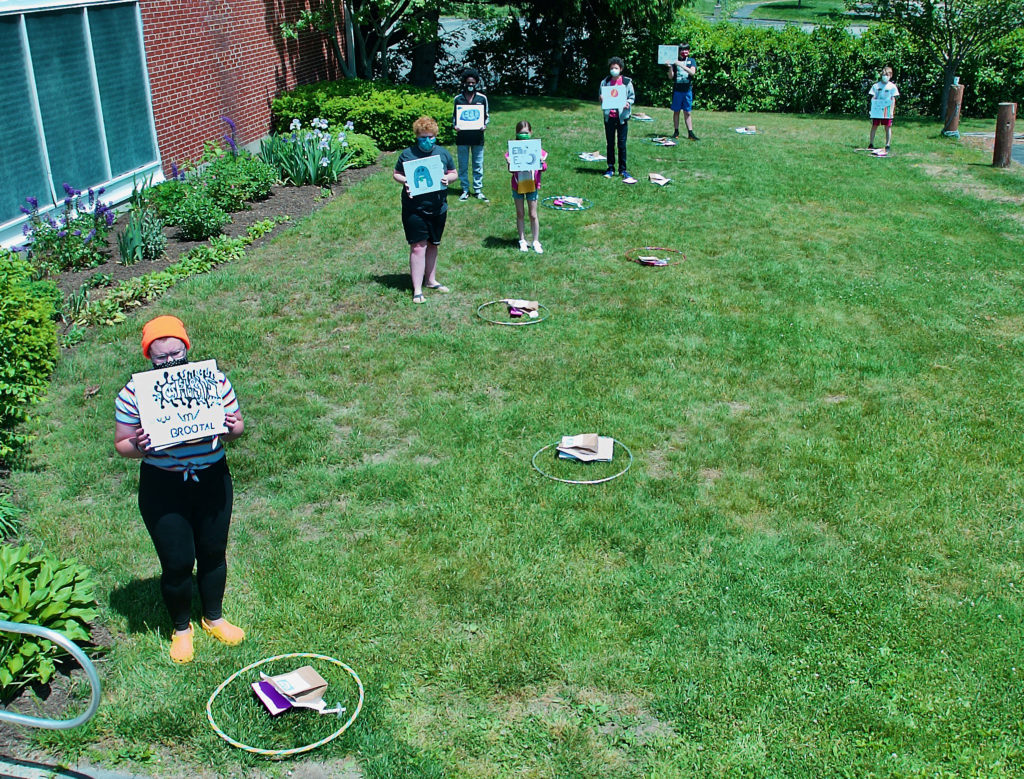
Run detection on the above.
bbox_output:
[20,184,116,274]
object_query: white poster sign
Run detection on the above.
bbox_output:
[455,104,485,131]
[870,94,895,119]
[402,155,446,197]
[132,359,227,450]
[601,84,628,111]
[507,139,543,172]
[657,45,678,65]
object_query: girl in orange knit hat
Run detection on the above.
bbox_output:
[113,315,246,664]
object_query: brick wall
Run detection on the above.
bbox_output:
[139,0,340,173]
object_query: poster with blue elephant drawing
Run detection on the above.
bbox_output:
[133,359,227,450]
[402,155,446,197]
[507,139,543,172]
[455,104,485,130]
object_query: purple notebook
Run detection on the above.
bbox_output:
[252,680,293,716]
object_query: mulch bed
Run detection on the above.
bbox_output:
[54,163,381,298]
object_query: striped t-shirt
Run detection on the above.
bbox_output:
[115,369,239,474]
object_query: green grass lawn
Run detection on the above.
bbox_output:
[11,102,1024,777]
[750,0,864,23]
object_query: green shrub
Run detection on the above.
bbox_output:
[271,79,455,150]
[0,491,21,538]
[339,131,379,168]
[205,153,277,211]
[146,178,190,224]
[0,544,99,695]
[0,250,58,467]
[174,188,231,241]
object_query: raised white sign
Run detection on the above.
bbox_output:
[132,360,227,450]
[507,139,543,172]
[455,104,485,131]
[657,45,678,65]
[402,155,446,197]
[601,85,628,111]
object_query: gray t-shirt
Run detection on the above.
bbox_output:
[673,57,696,90]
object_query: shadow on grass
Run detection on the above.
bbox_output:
[372,273,412,292]
[108,576,200,634]
[574,166,608,175]
[483,235,514,249]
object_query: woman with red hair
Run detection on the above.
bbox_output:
[393,116,458,304]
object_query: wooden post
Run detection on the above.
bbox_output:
[993,102,1017,168]
[943,84,965,133]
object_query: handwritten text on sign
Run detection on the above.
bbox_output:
[402,155,446,197]
[601,85,628,111]
[657,45,678,65]
[455,104,485,131]
[507,139,543,172]
[133,359,227,450]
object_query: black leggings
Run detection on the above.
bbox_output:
[138,458,233,631]
[604,118,629,173]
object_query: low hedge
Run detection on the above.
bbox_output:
[0,250,58,467]
[272,79,455,150]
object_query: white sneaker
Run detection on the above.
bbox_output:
[519,239,529,252]
[459,191,469,201]
[533,241,544,254]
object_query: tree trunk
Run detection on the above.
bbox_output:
[545,23,567,95]
[408,6,440,87]
[940,61,957,120]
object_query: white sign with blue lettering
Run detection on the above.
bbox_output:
[455,104,485,130]
[507,139,543,172]
[657,45,678,64]
[133,359,227,450]
[402,155,446,197]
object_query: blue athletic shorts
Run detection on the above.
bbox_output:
[671,89,693,112]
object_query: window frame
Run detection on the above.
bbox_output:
[1,0,163,248]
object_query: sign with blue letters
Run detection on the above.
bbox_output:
[402,155,446,197]
[455,104,485,131]
[507,139,543,172]
[133,359,227,450]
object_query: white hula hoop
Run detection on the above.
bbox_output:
[206,652,364,757]
[476,300,550,326]
[531,439,633,485]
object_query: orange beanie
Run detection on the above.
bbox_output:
[141,316,191,358]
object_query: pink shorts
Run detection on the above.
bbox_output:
[872,118,893,128]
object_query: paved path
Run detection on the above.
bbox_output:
[730,1,869,35]
[0,754,149,779]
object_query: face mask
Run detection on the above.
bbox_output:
[516,132,531,140]
[881,74,890,83]
[154,356,189,370]
[610,68,621,77]
[465,84,476,92]
[416,136,436,152]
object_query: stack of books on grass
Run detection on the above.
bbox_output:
[252,665,343,717]
[557,434,614,462]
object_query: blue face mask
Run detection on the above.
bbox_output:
[417,136,436,152]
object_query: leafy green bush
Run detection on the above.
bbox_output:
[0,491,21,538]
[0,544,99,694]
[338,131,379,168]
[271,79,455,150]
[205,153,277,211]
[174,188,231,241]
[0,250,58,467]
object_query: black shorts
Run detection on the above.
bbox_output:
[402,209,447,245]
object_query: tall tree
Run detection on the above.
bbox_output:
[281,0,441,80]
[851,0,1024,117]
